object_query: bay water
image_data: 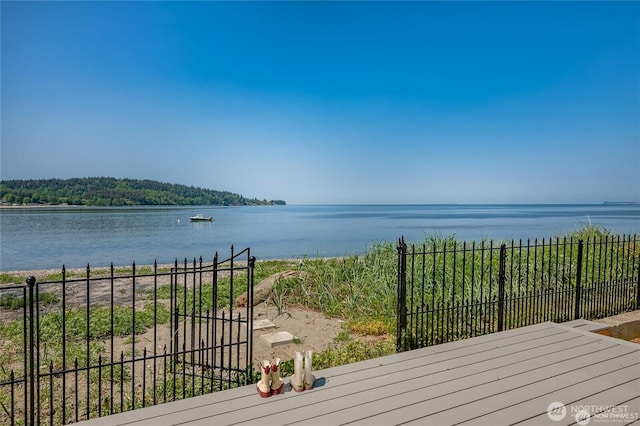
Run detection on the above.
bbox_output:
[1,204,638,272]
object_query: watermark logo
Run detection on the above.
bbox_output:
[574,409,591,425]
[548,401,567,421]
[548,401,639,424]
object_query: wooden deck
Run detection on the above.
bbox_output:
[79,321,640,425]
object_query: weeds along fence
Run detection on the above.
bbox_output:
[397,234,640,352]
[0,246,255,426]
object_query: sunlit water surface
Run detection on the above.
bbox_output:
[1,204,638,271]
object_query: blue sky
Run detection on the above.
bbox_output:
[1,1,638,204]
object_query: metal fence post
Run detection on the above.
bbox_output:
[574,240,584,320]
[247,255,256,383]
[26,276,36,426]
[636,254,640,311]
[396,237,407,352]
[497,244,507,332]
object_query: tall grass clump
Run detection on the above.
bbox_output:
[273,242,398,324]
[401,226,637,305]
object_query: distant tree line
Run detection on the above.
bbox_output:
[0,177,286,206]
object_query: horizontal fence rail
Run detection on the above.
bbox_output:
[397,234,640,351]
[0,246,255,426]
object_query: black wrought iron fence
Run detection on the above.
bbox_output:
[397,235,639,351]
[0,246,255,426]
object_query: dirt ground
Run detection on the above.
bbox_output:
[249,301,345,363]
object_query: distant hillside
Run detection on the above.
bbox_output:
[0,177,286,207]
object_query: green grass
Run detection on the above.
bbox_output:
[275,337,396,379]
[273,242,398,324]
[0,273,26,285]
[0,291,59,309]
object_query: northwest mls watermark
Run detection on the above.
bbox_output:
[547,401,639,424]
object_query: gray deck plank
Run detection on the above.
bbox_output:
[101,324,574,425]
[163,328,597,424]
[463,376,640,425]
[206,342,594,424]
[76,322,640,426]
[347,357,639,426]
[298,344,637,426]
[272,337,624,425]
[517,378,640,426]
[79,385,256,426]
[424,361,640,425]
[273,338,630,425]
[561,319,610,333]
[564,395,639,425]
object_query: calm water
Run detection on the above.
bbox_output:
[1,204,638,271]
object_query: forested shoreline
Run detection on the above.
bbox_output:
[0,177,286,206]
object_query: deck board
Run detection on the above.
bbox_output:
[169,329,597,425]
[416,362,640,426]
[561,318,611,333]
[327,348,638,426]
[78,321,640,426]
[284,341,627,425]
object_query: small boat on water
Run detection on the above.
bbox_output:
[190,214,213,222]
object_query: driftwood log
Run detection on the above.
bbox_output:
[235,270,298,307]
